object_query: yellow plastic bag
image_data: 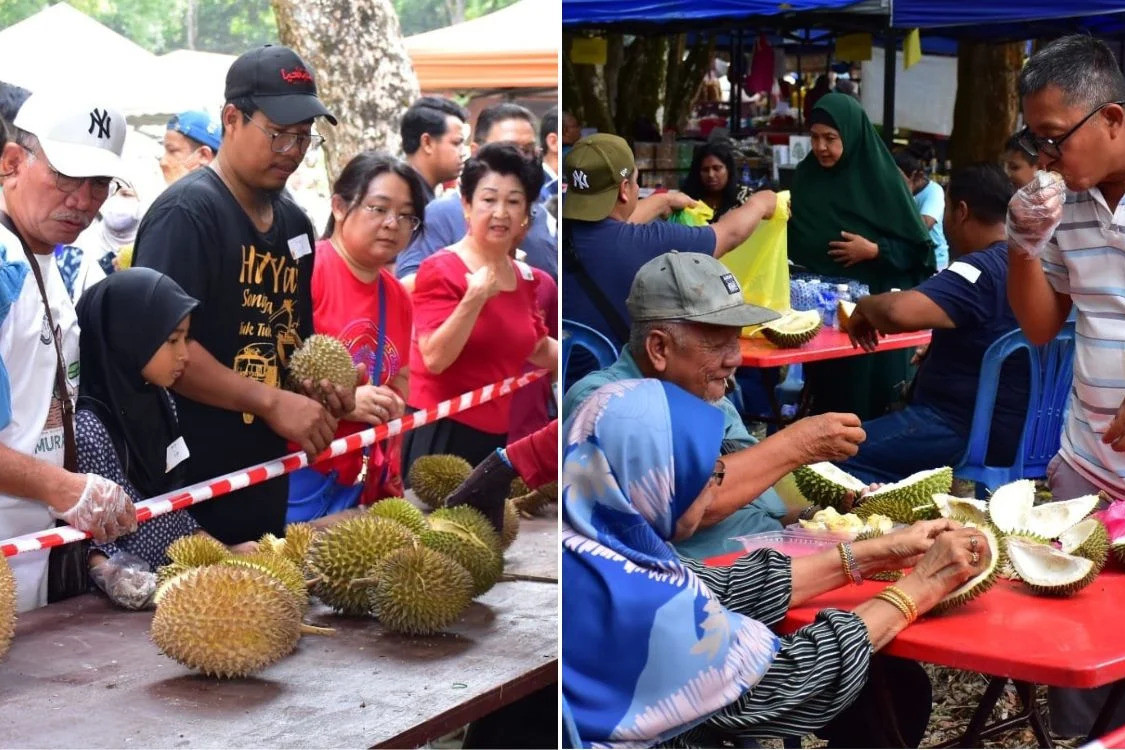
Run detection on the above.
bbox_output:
[720,191,791,334]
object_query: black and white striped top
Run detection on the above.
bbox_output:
[659,549,873,747]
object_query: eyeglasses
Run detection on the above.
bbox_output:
[711,459,726,487]
[244,117,325,154]
[20,146,119,199]
[1017,100,1125,160]
[359,204,422,233]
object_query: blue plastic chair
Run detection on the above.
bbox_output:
[561,694,582,748]
[562,319,619,385]
[954,321,1076,495]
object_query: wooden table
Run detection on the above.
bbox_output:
[708,549,1125,747]
[740,327,932,367]
[0,516,558,749]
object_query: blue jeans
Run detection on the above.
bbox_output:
[838,404,966,485]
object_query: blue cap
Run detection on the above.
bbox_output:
[166,110,221,151]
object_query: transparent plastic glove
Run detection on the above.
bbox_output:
[50,473,137,544]
[90,552,156,610]
[1006,170,1066,258]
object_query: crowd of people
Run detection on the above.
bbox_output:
[0,43,559,614]
[561,33,1125,747]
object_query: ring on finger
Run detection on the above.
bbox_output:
[970,550,980,566]
[970,536,978,551]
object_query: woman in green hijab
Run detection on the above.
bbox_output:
[789,93,935,419]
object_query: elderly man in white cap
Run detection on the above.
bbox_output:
[0,93,137,611]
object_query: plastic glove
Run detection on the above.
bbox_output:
[50,473,137,545]
[1006,170,1066,258]
[89,552,156,610]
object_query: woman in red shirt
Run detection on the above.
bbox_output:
[405,142,558,469]
[287,152,427,522]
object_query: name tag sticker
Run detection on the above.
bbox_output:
[166,436,190,473]
[516,260,535,281]
[288,234,312,261]
[947,261,981,284]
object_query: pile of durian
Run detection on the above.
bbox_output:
[777,463,1114,611]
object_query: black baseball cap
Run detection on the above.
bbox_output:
[225,45,338,126]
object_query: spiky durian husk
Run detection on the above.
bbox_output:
[286,334,357,391]
[1113,541,1125,567]
[1007,537,1103,596]
[857,468,952,524]
[257,533,285,555]
[222,551,308,609]
[761,310,822,348]
[855,494,941,524]
[513,490,552,518]
[368,497,428,536]
[1058,518,1109,569]
[166,535,229,568]
[429,506,504,554]
[408,454,473,510]
[419,527,503,596]
[151,566,302,678]
[156,561,193,589]
[509,477,531,499]
[792,463,867,512]
[370,545,473,636]
[0,555,15,661]
[501,499,520,550]
[1025,495,1099,540]
[307,516,417,615]
[930,525,1001,614]
[281,523,316,570]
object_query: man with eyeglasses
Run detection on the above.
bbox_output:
[1007,35,1125,739]
[395,102,557,289]
[0,93,138,611]
[132,45,355,548]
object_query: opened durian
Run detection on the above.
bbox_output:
[221,551,308,609]
[855,467,950,523]
[761,309,822,348]
[932,494,990,527]
[287,334,358,391]
[1006,537,1101,596]
[930,524,1001,613]
[1058,517,1109,569]
[371,545,474,635]
[408,454,472,510]
[429,506,503,554]
[307,516,416,615]
[837,299,857,332]
[791,463,868,511]
[0,555,14,661]
[1025,495,1099,539]
[151,565,302,678]
[369,497,428,536]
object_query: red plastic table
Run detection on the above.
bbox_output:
[708,550,1125,746]
[740,327,932,367]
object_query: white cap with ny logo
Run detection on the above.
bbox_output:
[13,93,128,181]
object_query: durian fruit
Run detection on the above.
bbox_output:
[221,551,308,609]
[853,529,903,582]
[930,524,1001,614]
[369,497,428,536]
[281,523,316,570]
[0,555,15,661]
[307,516,417,615]
[791,462,868,512]
[421,519,503,596]
[1025,495,1099,540]
[837,299,857,331]
[156,561,192,589]
[513,490,552,518]
[429,506,503,554]
[151,565,302,678]
[761,309,823,348]
[1113,537,1125,567]
[509,477,531,499]
[166,534,230,568]
[1006,537,1102,596]
[854,467,950,524]
[1058,517,1110,569]
[987,479,1037,533]
[501,499,520,550]
[257,533,285,555]
[287,334,357,391]
[371,545,474,635]
[408,454,473,510]
[932,494,990,527]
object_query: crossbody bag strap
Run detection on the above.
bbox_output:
[561,231,631,344]
[0,212,78,472]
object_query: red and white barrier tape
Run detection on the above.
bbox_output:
[1,369,547,558]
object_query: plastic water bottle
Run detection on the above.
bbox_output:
[740,164,752,187]
[834,284,851,331]
[818,283,838,328]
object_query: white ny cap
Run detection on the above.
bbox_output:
[13,93,128,180]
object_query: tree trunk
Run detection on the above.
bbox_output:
[949,40,1024,169]
[271,0,420,184]
[663,33,713,132]
[615,36,668,140]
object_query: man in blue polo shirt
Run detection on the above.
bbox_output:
[838,163,1030,482]
[561,133,776,369]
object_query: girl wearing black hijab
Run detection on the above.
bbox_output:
[75,268,201,609]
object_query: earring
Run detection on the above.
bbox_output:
[521,217,529,227]
[464,212,471,222]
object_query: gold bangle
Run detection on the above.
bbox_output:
[876,585,918,624]
[837,542,862,585]
[883,585,919,620]
[874,590,914,623]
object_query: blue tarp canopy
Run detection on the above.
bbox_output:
[892,0,1125,30]
[563,0,886,29]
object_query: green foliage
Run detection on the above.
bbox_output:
[393,0,519,37]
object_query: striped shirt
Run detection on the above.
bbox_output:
[659,550,872,747]
[1042,188,1125,496]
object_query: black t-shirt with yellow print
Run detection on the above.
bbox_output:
[133,167,315,544]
